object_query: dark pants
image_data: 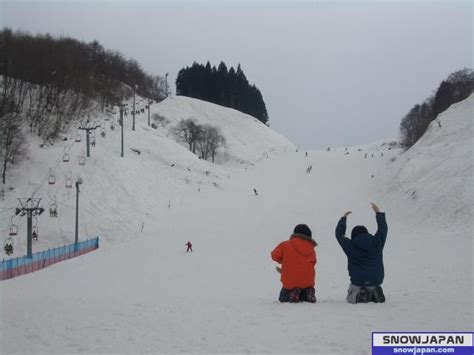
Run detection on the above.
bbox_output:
[346,284,385,304]
[279,287,316,303]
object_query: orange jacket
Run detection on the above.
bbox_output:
[271,234,317,289]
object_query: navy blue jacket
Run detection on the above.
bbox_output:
[335,213,388,286]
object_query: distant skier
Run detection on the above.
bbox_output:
[305,152,308,157]
[271,224,318,303]
[32,230,38,241]
[335,203,387,304]
[253,188,258,196]
[185,241,193,253]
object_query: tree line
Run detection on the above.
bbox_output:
[175,61,269,125]
[400,68,473,148]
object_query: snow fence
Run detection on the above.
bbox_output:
[0,237,99,281]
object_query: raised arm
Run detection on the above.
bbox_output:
[335,211,352,255]
[371,203,388,248]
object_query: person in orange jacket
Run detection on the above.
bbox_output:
[271,224,318,303]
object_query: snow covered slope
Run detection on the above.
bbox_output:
[384,94,473,231]
[0,95,294,254]
[0,94,472,354]
[152,95,295,164]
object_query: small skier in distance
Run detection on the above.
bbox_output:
[253,188,258,196]
[185,241,193,253]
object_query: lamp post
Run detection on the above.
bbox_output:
[147,99,152,126]
[75,178,83,244]
[118,103,127,157]
[132,84,137,131]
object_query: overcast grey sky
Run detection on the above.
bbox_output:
[2,0,472,149]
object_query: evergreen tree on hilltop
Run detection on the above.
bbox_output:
[175,61,269,124]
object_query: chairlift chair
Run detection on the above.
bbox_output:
[32,218,39,241]
[75,133,82,142]
[4,237,13,255]
[49,201,58,217]
[9,216,18,236]
[101,128,106,138]
[78,155,86,166]
[65,172,73,188]
[63,152,70,162]
[48,168,56,185]
[49,196,58,217]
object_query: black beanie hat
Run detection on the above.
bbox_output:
[351,225,368,238]
[293,224,312,238]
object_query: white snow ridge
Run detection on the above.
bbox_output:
[0,94,472,354]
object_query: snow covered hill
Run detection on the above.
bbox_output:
[152,95,295,164]
[384,94,473,231]
[0,94,472,354]
[0,95,294,254]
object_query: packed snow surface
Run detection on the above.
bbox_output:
[0,95,472,354]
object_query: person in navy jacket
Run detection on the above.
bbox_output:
[335,203,387,303]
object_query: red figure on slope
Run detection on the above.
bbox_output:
[186,241,193,253]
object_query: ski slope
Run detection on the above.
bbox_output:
[0,95,472,354]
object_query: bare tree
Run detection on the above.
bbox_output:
[0,103,26,184]
[208,127,226,163]
[197,124,226,162]
[173,118,202,153]
[151,113,170,129]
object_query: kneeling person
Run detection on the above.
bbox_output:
[271,224,318,303]
[335,203,388,304]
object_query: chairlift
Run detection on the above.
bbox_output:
[9,216,18,236]
[32,217,39,241]
[48,168,56,185]
[4,237,13,255]
[49,198,58,218]
[65,171,73,188]
[78,153,86,166]
[63,152,70,162]
[75,133,82,142]
[110,123,115,131]
[101,128,106,138]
